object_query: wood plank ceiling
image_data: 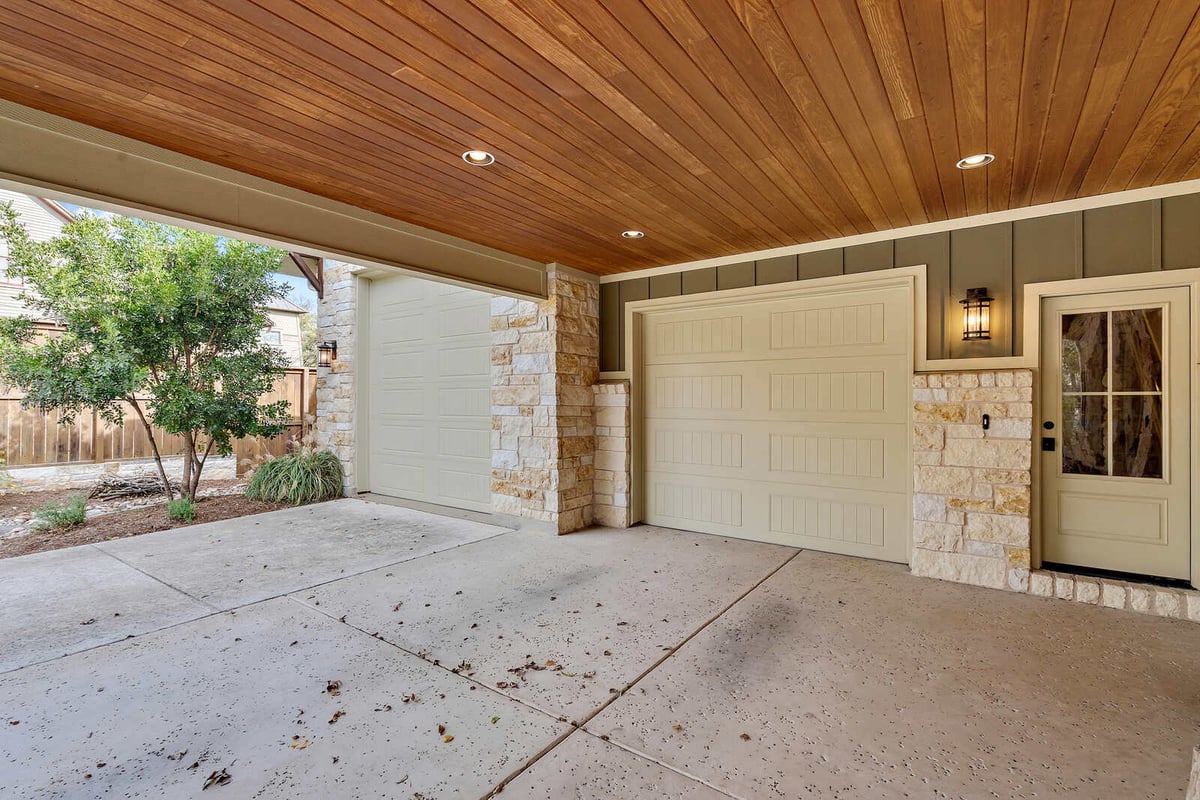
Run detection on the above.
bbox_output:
[0,1,1198,275]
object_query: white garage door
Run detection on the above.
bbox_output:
[368,277,492,512]
[642,284,912,562]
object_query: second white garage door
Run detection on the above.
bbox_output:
[641,283,912,562]
[367,276,492,512]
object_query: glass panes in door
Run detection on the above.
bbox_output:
[1060,308,1164,480]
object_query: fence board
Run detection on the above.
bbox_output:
[0,369,313,470]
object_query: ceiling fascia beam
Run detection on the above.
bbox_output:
[0,100,547,299]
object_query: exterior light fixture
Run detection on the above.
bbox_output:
[956,153,995,170]
[621,230,645,239]
[961,288,993,341]
[317,340,338,368]
[461,150,495,166]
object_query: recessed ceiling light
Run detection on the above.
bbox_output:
[462,149,495,166]
[956,153,995,170]
[621,230,645,239]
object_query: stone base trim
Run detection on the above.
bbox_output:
[593,381,630,528]
[2,455,237,493]
[1028,569,1200,623]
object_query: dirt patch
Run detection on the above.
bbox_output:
[0,494,297,560]
[0,479,247,518]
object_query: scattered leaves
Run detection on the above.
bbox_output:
[328,711,345,725]
[80,618,96,626]
[582,671,596,679]
[338,615,346,623]
[739,733,751,741]
[167,750,188,761]
[437,724,446,735]
[202,768,231,790]
[442,735,454,743]
[290,736,310,750]
[393,603,403,612]
[672,724,683,732]
[402,694,419,704]
[325,680,342,697]
[187,762,200,770]
[490,716,500,725]
[616,621,628,626]
[603,650,612,657]
[495,681,518,689]
[8,720,19,726]
[375,704,393,712]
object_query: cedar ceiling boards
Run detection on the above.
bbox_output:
[0,1,1198,275]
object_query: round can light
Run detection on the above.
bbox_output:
[621,230,645,239]
[956,153,995,170]
[461,150,495,166]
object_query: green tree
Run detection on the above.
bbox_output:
[297,297,319,368]
[0,204,291,502]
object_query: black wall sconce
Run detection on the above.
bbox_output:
[317,340,338,368]
[961,287,993,341]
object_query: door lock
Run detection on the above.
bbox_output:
[1041,437,1056,452]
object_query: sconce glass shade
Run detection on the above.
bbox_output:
[317,340,337,368]
[961,288,993,341]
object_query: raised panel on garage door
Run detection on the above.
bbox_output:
[369,277,492,511]
[642,284,912,563]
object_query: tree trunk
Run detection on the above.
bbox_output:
[128,397,175,501]
[181,436,194,503]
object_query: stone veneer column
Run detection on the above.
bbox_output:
[314,261,360,495]
[491,269,599,533]
[592,381,631,528]
[911,370,1034,591]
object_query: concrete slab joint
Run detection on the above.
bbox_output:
[491,268,600,534]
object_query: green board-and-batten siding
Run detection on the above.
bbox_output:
[600,193,1200,372]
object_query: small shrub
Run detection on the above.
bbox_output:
[245,449,343,505]
[33,494,87,531]
[168,497,195,523]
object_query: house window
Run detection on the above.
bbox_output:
[0,241,22,287]
[261,329,282,345]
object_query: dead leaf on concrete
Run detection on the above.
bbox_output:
[328,711,345,725]
[740,733,751,741]
[80,619,96,626]
[166,750,187,761]
[201,768,231,789]
[374,704,393,712]
[325,680,342,697]
[401,694,418,704]
[442,735,454,743]
[672,724,683,732]
[290,736,310,750]
[437,724,446,735]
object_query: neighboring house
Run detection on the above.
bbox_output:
[261,296,305,368]
[0,189,71,319]
[0,189,307,367]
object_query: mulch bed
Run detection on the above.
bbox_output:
[0,493,294,560]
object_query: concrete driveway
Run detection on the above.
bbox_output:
[1,498,1198,799]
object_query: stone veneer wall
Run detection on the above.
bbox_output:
[2,456,236,493]
[313,261,360,495]
[912,368,1200,623]
[593,381,631,528]
[491,270,599,533]
[911,370,1034,592]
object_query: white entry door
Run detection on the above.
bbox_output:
[641,284,912,563]
[1040,288,1191,581]
[367,276,492,511]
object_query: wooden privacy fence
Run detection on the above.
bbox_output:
[0,369,316,476]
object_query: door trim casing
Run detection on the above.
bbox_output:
[621,266,922,560]
[1025,268,1200,587]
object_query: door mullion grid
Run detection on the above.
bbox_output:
[1107,311,1113,478]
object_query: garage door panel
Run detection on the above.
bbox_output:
[645,357,909,423]
[645,287,909,365]
[642,283,912,562]
[369,276,492,512]
[646,419,905,493]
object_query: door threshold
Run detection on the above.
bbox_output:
[1041,562,1192,591]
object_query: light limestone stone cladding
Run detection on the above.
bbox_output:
[593,381,631,528]
[913,368,1200,623]
[1,456,236,493]
[911,370,1034,592]
[1027,568,1200,623]
[491,269,599,533]
[313,261,360,495]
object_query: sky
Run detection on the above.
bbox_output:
[60,202,319,311]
